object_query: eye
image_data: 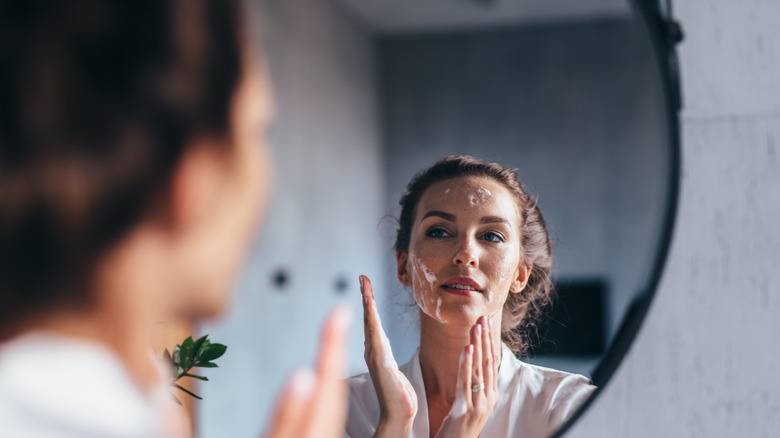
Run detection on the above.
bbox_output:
[482,231,505,243]
[426,227,451,238]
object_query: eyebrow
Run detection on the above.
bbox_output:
[421,210,456,222]
[480,216,510,225]
[420,211,511,226]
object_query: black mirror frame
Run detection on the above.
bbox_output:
[552,0,683,436]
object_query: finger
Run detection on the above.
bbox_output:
[482,317,495,393]
[360,276,398,370]
[360,276,372,344]
[360,276,382,342]
[306,306,352,437]
[458,344,473,405]
[359,275,376,306]
[263,370,316,438]
[471,321,483,400]
[489,318,499,383]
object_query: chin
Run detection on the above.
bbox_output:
[426,307,486,327]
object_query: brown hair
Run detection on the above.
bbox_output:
[395,155,554,355]
[0,0,244,325]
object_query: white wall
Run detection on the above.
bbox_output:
[567,0,780,436]
[197,1,384,437]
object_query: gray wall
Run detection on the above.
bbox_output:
[198,1,384,436]
[378,19,668,374]
[568,0,780,436]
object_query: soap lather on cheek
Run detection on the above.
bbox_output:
[409,252,447,323]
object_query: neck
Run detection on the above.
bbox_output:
[5,224,170,393]
[418,310,503,405]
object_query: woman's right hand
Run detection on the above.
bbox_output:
[360,275,418,438]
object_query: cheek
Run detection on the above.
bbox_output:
[489,249,521,291]
[408,251,445,321]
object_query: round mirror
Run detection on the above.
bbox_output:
[199,0,680,436]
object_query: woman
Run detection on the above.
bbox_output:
[348,156,596,438]
[0,1,348,437]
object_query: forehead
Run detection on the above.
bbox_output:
[416,176,521,225]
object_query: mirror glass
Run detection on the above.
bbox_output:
[199,0,676,436]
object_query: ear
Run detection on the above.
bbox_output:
[510,264,533,294]
[396,251,410,287]
[167,138,227,234]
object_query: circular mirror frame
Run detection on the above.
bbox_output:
[552,0,682,435]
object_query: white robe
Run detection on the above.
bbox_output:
[346,343,595,438]
[0,332,183,438]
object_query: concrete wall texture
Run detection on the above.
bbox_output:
[568,0,780,436]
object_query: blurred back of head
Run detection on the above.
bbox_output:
[0,0,242,327]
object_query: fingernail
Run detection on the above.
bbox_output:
[488,318,493,330]
[358,276,364,293]
[475,323,482,337]
[290,369,316,398]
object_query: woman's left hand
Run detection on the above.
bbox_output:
[434,316,499,438]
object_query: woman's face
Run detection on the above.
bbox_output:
[170,58,274,318]
[398,176,530,327]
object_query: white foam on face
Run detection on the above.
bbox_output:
[467,187,492,206]
[420,261,436,285]
[409,251,447,323]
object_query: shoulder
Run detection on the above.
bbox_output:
[514,360,595,400]
[0,332,162,438]
[499,354,595,431]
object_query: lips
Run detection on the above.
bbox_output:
[441,277,483,296]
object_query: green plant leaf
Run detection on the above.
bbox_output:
[199,343,227,362]
[193,335,208,357]
[174,383,202,400]
[166,333,226,402]
[184,372,209,381]
[172,347,181,366]
[195,336,211,362]
[180,337,195,369]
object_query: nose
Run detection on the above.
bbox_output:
[453,236,478,267]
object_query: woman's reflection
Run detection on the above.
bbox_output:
[349,156,595,437]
